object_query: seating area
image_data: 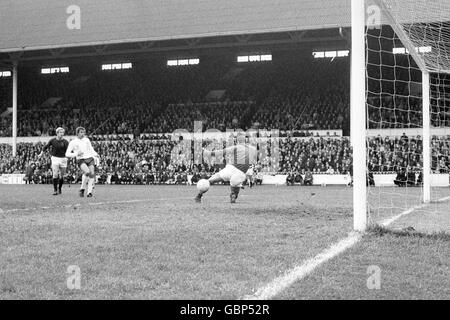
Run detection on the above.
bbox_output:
[1,134,449,184]
[1,56,449,185]
[0,57,351,137]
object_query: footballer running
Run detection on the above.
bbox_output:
[195,142,257,203]
[65,127,99,197]
[38,127,69,195]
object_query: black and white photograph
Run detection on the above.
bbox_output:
[0,0,449,307]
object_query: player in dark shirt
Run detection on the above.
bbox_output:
[195,143,257,203]
[39,127,70,195]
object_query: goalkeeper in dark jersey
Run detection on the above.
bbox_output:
[38,127,69,195]
[195,143,257,203]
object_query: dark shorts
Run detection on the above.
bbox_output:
[77,157,95,167]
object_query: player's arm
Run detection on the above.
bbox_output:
[63,140,70,157]
[87,139,100,166]
[88,139,99,158]
[38,139,53,157]
[65,141,78,158]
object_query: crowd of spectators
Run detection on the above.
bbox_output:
[249,59,349,131]
[367,92,450,130]
[1,56,449,186]
[7,57,449,136]
[1,134,449,185]
[0,57,351,137]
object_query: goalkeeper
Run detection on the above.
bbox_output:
[195,143,257,203]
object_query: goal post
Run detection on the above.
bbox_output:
[374,0,433,205]
[351,0,367,231]
[422,71,431,203]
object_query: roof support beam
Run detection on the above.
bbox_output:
[1,34,346,63]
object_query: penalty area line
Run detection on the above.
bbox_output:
[242,195,449,300]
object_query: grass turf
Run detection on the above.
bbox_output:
[0,184,352,299]
[0,184,448,299]
[274,226,450,300]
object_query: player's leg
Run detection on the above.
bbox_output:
[79,162,90,197]
[86,163,96,197]
[58,158,68,194]
[51,160,60,195]
[248,175,254,188]
[229,171,246,203]
[194,172,223,202]
[194,173,222,202]
[208,173,223,184]
[245,168,254,188]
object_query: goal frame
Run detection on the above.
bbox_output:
[351,0,432,231]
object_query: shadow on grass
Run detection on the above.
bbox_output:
[367,224,450,241]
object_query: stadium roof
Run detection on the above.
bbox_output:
[0,0,351,53]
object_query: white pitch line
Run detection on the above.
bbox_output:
[87,197,194,206]
[435,196,450,203]
[242,195,450,300]
[380,204,424,227]
[242,231,362,300]
[1,197,185,213]
[1,194,233,213]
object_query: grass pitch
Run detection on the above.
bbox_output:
[0,184,448,299]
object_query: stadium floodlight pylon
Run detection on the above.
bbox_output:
[352,0,450,231]
[12,62,18,157]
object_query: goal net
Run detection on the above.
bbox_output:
[359,0,450,232]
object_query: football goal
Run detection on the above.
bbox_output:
[352,0,450,231]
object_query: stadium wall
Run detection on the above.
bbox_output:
[2,173,449,186]
[0,130,344,145]
[367,127,450,137]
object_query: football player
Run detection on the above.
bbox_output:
[38,127,69,195]
[65,127,99,197]
[195,143,257,203]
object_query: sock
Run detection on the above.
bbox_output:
[59,178,63,190]
[231,186,240,198]
[87,177,95,194]
[81,174,88,190]
[53,178,58,192]
[196,191,205,199]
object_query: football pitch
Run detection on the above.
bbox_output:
[0,184,449,299]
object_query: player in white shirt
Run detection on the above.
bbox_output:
[245,164,256,188]
[65,127,99,197]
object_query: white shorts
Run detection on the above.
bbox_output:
[51,156,68,168]
[218,165,246,185]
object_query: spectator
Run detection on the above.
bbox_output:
[304,170,313,186]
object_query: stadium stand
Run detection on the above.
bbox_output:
[1,55,448,184]
[1,135,449,184]
[0,57,350,137]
